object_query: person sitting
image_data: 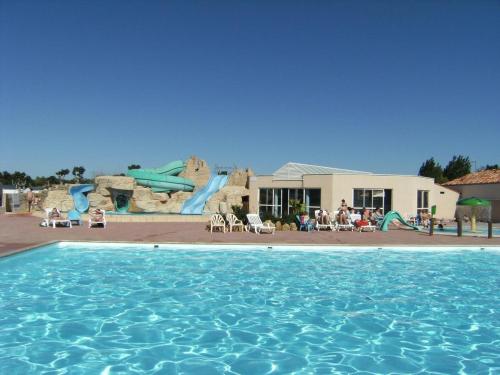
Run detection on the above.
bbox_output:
[420,210,431,228]
[49,208,61,220]
[318,209,331,224]
[91,208,104,222]
[371,208,384,225]
[362,207,371,221]
[336,199,350,224]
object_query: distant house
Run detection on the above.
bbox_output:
[0,185,19,212]
[443,169,500,222]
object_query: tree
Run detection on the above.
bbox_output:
[72,166,86,183]
[56,169,70,184]
[128,164,141,170]
[443,155,471,181]
[480,164,499,171]
[418,158,447,183]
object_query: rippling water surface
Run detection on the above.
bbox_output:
[1,244,499,374]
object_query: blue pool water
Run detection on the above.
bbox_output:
[1,244,499,374]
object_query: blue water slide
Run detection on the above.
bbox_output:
[69,184,94,213]
[181,175,228,214]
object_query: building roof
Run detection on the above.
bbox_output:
[443,169,500,186]
[273,162,372,180]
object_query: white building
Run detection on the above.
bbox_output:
[249,162,459,220]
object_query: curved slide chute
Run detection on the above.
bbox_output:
[141,160,186,176]
[181,175,228,215]
[379,211,419,232]
[127,160,195,193]
[69,184,94,213]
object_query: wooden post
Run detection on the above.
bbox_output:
[488,221,493,239]
[457,220,463,237]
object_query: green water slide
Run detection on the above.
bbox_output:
[379,211,419,232]
[127,160,195,193]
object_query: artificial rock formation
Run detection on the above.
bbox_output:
[180,156,211,189]
[43,188,74,211]
[204,185,249,214]
[227,168,254,188]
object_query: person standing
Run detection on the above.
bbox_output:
[25,187,34,212]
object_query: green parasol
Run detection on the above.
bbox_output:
[457,197,491,207]
[456,197,491,232]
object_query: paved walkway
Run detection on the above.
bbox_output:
[1,214,498,257]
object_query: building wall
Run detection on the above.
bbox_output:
[249,174,459,219]
[445,183,500,222]
[330,174,458,219]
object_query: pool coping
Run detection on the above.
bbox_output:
[2,240,499,258]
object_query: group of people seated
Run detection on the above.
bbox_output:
[298,199,385,229]
[45,207,106,228]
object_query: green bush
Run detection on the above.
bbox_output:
[231,205,248,222]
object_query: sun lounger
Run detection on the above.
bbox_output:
[333,210,354,231]
[88,208,107,228]
[314,210,336,231]
[246,214,275,234]
[44,208,72,228]
[226,213,244,232]
[210,214,226,233]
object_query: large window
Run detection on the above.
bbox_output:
[353,188,391,213]
[258,188,321,218]
[417,190,429,214]
[259,188,282,217]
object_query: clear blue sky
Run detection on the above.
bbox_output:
[1,0,499,178]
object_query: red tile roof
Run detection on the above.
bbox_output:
[443,169,500,186]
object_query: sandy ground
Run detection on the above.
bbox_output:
[1,214,498,257]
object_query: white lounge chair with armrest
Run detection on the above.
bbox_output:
[226,213,244,232]
[44,208,72,228]
[314,210,336,231]
[210,214,226,233]
[246,214,275,234]
[89,208,107,228]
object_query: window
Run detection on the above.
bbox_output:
[305,189,321,216]
[258,188,282,217]
[417,190,429,214]
[352,188,391,214]
[259,188,321,218]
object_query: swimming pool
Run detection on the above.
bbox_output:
[1,243,499,374]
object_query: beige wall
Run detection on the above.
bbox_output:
[249,174,459,219]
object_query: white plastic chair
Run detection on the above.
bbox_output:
[246,214,275,235]
[89,208,107,228]
[210,214,226,233]
[226,213,244,232]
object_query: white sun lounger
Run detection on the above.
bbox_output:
[246,214,275,234]
[89,208,107,228]
[210,214,226,233]
[44,208,72,228]
[334,210,354,231]
[314,210,336,231]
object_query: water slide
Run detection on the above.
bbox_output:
[127,160,195,193]
[181,175,228,214]
[68,184,94,224]
[69,184,94,213]
[379,211,419,232]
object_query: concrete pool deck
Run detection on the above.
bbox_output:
[1,213,499,257]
